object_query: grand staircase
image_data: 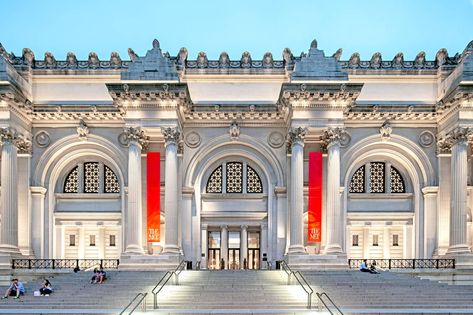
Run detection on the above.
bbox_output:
[1,269,473,314]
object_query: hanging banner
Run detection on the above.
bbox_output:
[308,152,323,242]
[147,152,161,242]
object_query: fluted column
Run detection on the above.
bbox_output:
[162,127,181,254]
[446,128,472,255]
[287,127,306,255]
[240,225,248,269]
[323,127,345,254]
[0,127,21,255]
[123,127,148,254]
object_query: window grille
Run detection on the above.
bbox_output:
[247,166,263,193]
[206,165,223,193]
[64,166,79,193]
[390,167,406,193]
[369,162,385,193]
[349,165,365,193]
[105,165,120,193]
[226,162,243,193]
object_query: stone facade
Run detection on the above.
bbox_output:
[1,38,473,269]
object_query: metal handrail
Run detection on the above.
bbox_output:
[279,260,292,278]
[316,292,344,315]
[119,292,148,315]
[152,260,187,309]
[293,271,313,309]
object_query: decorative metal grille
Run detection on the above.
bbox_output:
[349,165,365,193]
[206,165,223,193]
[390,166,405,193]
[104,165,120,193]
[64,166,79,193]
[84,162,100,193]
[247,166,263,193]
[369,162,385,193]
[226,162,243,193]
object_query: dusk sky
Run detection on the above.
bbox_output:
[0,0,472,61]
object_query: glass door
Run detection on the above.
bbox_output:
[248,232,260,269]
[228,231,241,269]
[208,231,221,270]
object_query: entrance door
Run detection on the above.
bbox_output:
[247,231,260,269]
[248,249,260,269]
[208,231,221,270]
[228,249,240,269]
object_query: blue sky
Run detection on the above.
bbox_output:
[0,0,472,61]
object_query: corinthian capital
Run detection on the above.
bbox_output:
[436,136,452,154]
[161,126,181,146]
[322,127,347,148]
[16,137,32,154]
[0,127,19,145]
[447,127,473,146]
[123,126,149,150]
[287,127,307,148]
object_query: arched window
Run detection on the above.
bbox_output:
[206,162,263,194]
[349,162,406,194]
[63,162,120,193]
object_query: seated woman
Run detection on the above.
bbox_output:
[97,268,107,284]
[90,268,100,284]
[370,260,380,274]
[39,279,53,296]
[359,259,372,273]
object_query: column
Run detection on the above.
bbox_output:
[260,222,268,269]
[323,127,344,254]
[220,225,228,269]
[162,127,180,254]
[275,187,287,260]
[181,187,194,261]
[0,127,21,255]
[436,148,451,256]
[201,224,208,269]
[241,225,248,269]
[123,127,148,254]
[18,145,33,256]
[30,186,47,258]
[287,127,306,254]
[447,128,472,255]
[423,187,438,258]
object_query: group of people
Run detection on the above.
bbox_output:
[90,268,107,284]
[2,279,52,299]
[359,259,380,274]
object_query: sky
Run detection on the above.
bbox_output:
[0,0,472,61]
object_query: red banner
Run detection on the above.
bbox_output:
[147,152,160,242]
[308,152,323,242]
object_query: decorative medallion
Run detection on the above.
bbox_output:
[268,131,285,148]
[339,132,351,148]
[34,130,51,147]
[185,131,201,148]
[118,132,129,147]
[419,131,435,148]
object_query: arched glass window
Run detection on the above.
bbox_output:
[349,162,406,194]
[63,162,120,194]
[205,162,263,194]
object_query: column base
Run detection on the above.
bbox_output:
[324,244,343,255]
[124,244,145,255]
[287,245,307,255]
[285,253,347,270]
[446,244,471,256]
[0,244,22,257]
[119,252,182,271]
[163,244,181,255]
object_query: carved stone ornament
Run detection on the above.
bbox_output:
[161,127,181,146]
[16,137,32,154]
[77,119,89,141]
[419,131,435,148]
[0,127,19,145]
[268,131,285,148]
[229,121,240,141]
[436,136,452,154]
[379,121,393,140]
[287,127,307,147]
[123,126,150,150]
[34,130,51,148]
[447,127,473,145]
[322,127,347,148]
[185,131,201,148]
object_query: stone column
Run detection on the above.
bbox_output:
[0,127,22,256]
[261,222,268,269]
[162,127,181,254]
[323,127,345,254]
[240,225,248,269]
[17,141,33,257]
[436,144,451,256]
[287,127,306,255]
[423,187,438,258]
[220,225,228,269]
[123,127,148,255]
[446,128,472,255]
[362,225,370,259]
[201,224,208,269]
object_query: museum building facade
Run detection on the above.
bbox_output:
[1,38,473,269]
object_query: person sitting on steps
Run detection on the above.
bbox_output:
[370,260,380,274]
[97,268,106,284]
[2,279,25,299]
[90,268,100,284]
[39,279,53,296]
